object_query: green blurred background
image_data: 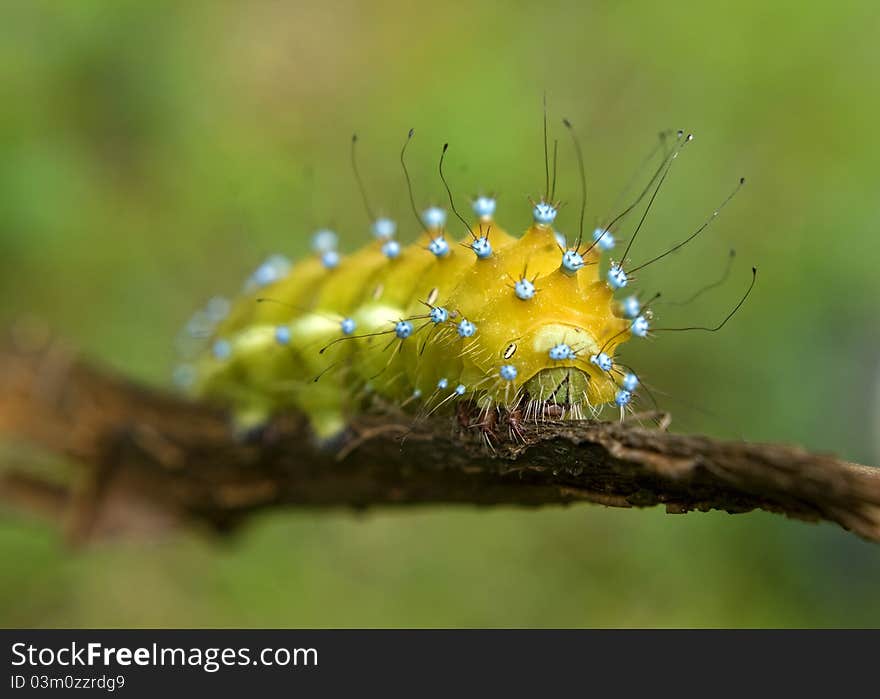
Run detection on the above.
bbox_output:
[1,0,879,627]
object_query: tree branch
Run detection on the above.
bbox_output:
[0,342,878,543]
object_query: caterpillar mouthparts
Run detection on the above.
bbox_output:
[174,121,753,440]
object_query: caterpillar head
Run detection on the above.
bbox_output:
[519,321,622,411]
[439,216,629,416]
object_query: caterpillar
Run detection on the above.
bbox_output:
[174,115,755,441]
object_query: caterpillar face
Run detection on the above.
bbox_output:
[176,127,751,440]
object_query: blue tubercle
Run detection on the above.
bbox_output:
[622,372,639,392]
[321,249,341,270]
[533,201,557,225]
[422,206,447,229]
[250,254,292,289]
[607,264,628,289]
[615,389,632,407]
[470,236,492,259]
[561,249,585,274]
[592,227,615,251]
[275,325,291,345]
[340,317,356,335]
[312,229,338,253]
[212,339,232,361]
[395,320,413,339]
[499,364,518,381]
[454,384,466,396]
[429,307,449,324]
[457,319,476,338]
[253,264,278,287]
[631,316,650,337]
[382,239,401,259]
[372,217,396,239]
[621,296,641,319]
[590,352,613,372]
[472,196,496,219]
[437,377,449,389]
[549,343,575,361]
[428,236,450,258]
[514,278,536,300]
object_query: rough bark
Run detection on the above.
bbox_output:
[0,342,878,543]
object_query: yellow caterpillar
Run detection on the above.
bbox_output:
[176,123,752,439]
